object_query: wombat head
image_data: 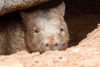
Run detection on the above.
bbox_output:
[20,2,69,53]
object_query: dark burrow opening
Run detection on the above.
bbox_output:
[65,0,100,47]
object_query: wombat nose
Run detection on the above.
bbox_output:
[54,43,58,46]
[45,43,59,47]
[46,43,49,47]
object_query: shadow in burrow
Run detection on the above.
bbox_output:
[64,0,100,47]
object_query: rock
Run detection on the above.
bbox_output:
[0,0,49,16]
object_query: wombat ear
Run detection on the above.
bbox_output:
[20,11,27,20]
[20,11,31,23]
[57,2,65,16]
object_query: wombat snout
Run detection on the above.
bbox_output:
[43,43,60,50]
[45,43,59,47]
[42,35,65,50]
[45,42,59,47]
[44,43,60,50]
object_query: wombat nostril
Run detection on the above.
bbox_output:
[46,43,49,47]
[54,43,58,46]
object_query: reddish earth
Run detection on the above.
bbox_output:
[0,24,100,67]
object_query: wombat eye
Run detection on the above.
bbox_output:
[34,29,40,33]
[60,28,64,32]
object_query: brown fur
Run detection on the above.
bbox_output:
[21,2,69,53]
[0,13,28,55]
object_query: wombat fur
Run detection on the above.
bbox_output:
[0,13,28,55]
[20,1,69,53]
[0,1,69,55]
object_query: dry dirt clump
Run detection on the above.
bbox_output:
[0,25,100,67]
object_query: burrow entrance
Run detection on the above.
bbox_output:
[65,0,100,47]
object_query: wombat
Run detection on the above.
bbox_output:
[20,2,69,53]
[0,13,28,55]
[0,1,69,55]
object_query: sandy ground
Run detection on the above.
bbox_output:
[0,24,100,67]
